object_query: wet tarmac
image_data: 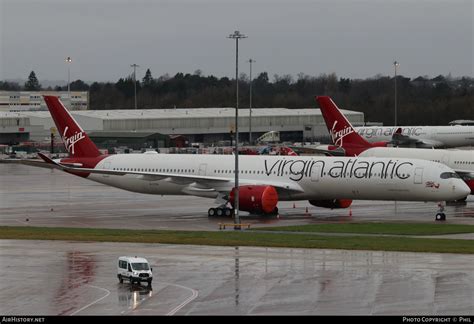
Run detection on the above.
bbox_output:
[0,239,472,315]
[1,164,474,315]
[1,163,474,230]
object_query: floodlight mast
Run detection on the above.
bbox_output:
[227,30,247,229]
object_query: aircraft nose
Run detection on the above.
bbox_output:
[453,180,471,200]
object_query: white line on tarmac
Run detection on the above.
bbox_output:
[69,284,111,316]
[164,282,199,316]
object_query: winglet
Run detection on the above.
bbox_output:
[37,152,59,166]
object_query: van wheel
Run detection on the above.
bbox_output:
[118,275,123,283]
[147,279,152,286]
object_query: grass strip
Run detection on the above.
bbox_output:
[0,226,473,254]
[254,223,474,235]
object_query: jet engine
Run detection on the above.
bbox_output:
[230,185,278,215]
[308,199,353,209]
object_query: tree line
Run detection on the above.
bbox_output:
[1,69,473,125]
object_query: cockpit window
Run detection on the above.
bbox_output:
[440,172,460,179]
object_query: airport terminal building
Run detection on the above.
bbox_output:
[0,91,89,112]
[0,106,364,147]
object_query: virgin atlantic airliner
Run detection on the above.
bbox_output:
[18,96,470,221]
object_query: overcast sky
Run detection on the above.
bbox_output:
[1,0,472,83]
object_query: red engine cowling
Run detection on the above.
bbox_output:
[230,185,278,214]
[308,199,353,209]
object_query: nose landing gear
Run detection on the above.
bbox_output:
[435,202,446,221]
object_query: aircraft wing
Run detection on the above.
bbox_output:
[36,153,304,194]
[455,171,474,179]
[391,128,443,148]
[0,158,60,170]
[289,145,342,156]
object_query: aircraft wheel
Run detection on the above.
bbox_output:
[265,207,278,216]
[435,213,446,221]
[208,208,216,217]
[224,208,232,217]
[216,208,224,217]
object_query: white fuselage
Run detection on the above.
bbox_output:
[360,147,474,174]
[84,153,469,202]
[355,126,474,148]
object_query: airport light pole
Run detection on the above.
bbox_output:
[228,30,247,229]
[248,58,255,145]
[393,61,399,126]
[131,64,139,109]
[65,57,72,106]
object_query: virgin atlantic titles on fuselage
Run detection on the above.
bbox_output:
[32,96,469,219]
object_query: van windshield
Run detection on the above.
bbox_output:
[131,262,150,271]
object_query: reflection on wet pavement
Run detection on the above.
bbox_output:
[55,252,97,315]
[117,284,153,312]
[1,240,472,315]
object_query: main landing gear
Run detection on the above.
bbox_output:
[208,207,233,217]
[435,201,446,221]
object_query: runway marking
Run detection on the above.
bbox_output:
[163,282,199,316]
[69,284,111,316]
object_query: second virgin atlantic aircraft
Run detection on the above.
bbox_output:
[316,95,474,200]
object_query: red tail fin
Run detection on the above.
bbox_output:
[316,96,371,147]
[43,96,101,158]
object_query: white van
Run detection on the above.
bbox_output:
[117,256,153,286]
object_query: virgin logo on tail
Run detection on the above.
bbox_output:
[330,120,354,147]
[62,126,86,155]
